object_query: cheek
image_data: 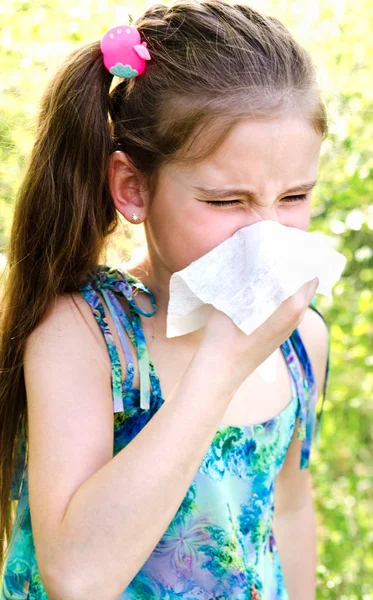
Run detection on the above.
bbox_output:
[168,220,233,270]
[150,204,237,271]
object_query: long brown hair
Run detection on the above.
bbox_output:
[0,0,328,571]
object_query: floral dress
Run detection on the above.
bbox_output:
[1,265,329,600]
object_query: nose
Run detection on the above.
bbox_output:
[245,202,281,226]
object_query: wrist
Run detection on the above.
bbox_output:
[195,340,256,394]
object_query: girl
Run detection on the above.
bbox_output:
[0,1,330,599]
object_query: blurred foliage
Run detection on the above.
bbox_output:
[0,0,372,598]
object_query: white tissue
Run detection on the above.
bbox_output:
[166,221,347,382]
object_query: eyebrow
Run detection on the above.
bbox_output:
[193,180,318,200]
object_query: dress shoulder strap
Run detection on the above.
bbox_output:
[280,294,330,470]
[80,265,157,412]
[307,301,330,442]
[280,329,318,470]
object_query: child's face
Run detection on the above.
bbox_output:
[145,113,322,274]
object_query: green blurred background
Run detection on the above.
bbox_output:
[1,0,372,598]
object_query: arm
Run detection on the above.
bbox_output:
[273,426,317,599]
[273,307,329,600]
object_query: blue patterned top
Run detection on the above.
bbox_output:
[1,265,329,600]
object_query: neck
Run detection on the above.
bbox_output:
[126,256,206,345]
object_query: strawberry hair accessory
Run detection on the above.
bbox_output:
[100,25,151,78]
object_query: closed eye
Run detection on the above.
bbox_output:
[282,194,308,202]
[205,194,308,207]
[205,200,241,206]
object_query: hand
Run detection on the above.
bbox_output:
[200,278,319,384]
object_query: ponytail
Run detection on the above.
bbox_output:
[0,41,118,570]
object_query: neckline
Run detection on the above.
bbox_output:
[217,375,299,431]
[124,359,299,433]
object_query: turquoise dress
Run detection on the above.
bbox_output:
[1,265,329,600]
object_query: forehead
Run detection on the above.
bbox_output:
[167,114,322,189]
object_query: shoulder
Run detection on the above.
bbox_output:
[298,305,329,349]
[297,306,329,397]
[25,292,111,376]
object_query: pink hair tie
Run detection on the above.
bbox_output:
[100,25,151,78]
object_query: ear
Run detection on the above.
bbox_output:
[108,151,149,224]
